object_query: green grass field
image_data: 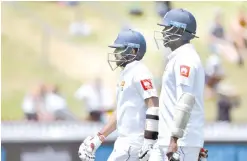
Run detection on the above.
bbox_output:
[2,1,247,122]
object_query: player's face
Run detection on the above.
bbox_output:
[108,46,137,71]
[114,48,126,66]
[108,47,126,71]
[162,26,184,48]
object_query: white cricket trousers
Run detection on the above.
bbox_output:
[107,137,142,161]
[149,145,201,161]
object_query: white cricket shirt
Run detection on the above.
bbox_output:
[116,60,158,143]
[205,54,224,78]
[158,44,205,147]
[44,93,68,113]
[22,95,36,114]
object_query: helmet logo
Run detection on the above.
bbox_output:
[168,21,187,29]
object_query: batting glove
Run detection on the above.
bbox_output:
[138,139,155,161]
[78,133,105,161]
[198,148,208,161]
[169,152,180,161]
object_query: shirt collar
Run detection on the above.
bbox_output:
[121,60,139,73]
[167,43,194,61]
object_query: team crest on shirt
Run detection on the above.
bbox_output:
[180,65,190,77]
[140,79,153,90]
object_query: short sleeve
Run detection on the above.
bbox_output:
[176,84,194,101]
[174,60,196,87]
[134,72,158,100]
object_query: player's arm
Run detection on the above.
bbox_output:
[99,110,117,137]
[171,62,197,142]
[166,61,197,159]
[84,110,117,144]
[82,111,117,151]
[78,111,117,161]
[144,97,159,144]
[135,74,159,144]
[134,73,159,161]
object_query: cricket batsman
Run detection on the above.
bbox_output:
[148,8,206,161]
[78,29,159,161]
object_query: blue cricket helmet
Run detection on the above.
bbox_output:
[108,29,146,70]
[154,8,198,48]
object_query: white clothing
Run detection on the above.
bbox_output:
[75,83,114,112]
[44,93,67,113]
[158,44,205,147]
[205,54,224,77]
[116,60,158,142]
[149,144,200,161]
[22,95,36,114]
[107,137,141,161]
[107,60,158,161]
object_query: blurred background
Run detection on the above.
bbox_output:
[1,1,247,161]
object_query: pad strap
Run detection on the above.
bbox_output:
[144,107,159,144]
